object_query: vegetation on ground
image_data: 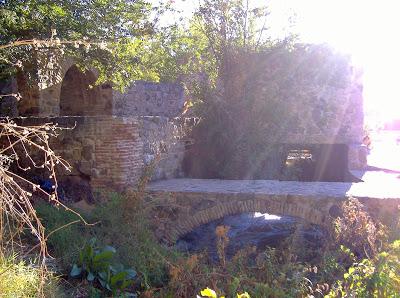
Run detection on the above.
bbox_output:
[69,238,137,296]
[28,192,400,297]
[0,255,61,297]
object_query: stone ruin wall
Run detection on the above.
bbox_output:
[0,44,366,193]
[113,81,185,117]
[1,56,188,191]
[253,45,366,170]
[255,45,364,145]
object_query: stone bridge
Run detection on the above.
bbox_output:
[147,172,400,244]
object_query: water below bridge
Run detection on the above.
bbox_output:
[176,212,324,262]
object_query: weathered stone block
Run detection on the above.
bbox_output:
[81,145,94,160]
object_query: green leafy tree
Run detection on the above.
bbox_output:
[151,0,276,87]
[155,0,297,179]
[0,0,161,88]
[153,0,352,181]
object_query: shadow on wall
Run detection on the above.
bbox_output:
[281,144,363,182]
[183,142,363,182]
[0,79,19,117]
[60,65,112,116]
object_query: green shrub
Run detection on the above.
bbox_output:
[332,198,388,259]
[89,193,175,288]
[328,240,400,298]
[163,236,310,298]
[35,193,175,290]
[199,287,250,298]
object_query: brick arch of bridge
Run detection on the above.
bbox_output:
[156,193,341,244]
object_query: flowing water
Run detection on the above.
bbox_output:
[176,212,325,262]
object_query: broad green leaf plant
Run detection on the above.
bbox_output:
[70,238,137,296]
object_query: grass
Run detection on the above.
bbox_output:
[35,201,87,268]
[34,192,177,291]
[88,192,176,288]
[0,255,62,298]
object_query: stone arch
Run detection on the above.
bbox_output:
[156,193,340,244]
[59,64,112,116]
[34,56,76,116]
[30,57,111,117]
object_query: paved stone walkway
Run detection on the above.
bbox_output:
[147,170,400,201]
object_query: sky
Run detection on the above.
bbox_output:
[160,0,400,124]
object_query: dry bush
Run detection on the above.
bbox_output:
[215,225,230,268]
[0,117,88,295]
[332,197,388,259]
[0,37,111,259]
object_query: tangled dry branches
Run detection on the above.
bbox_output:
[0,118,87,267]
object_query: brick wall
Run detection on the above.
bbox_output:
[14,115,187,190]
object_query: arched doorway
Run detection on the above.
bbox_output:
[59,65,112,116]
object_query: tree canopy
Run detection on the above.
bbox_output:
[0,0,161,88]
[0,0,153,42]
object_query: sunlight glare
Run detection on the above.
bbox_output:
[254,212,281,220]
[165,0,400,124]
[269,0,400,125]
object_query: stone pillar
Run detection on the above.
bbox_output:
[348,144,368,170]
